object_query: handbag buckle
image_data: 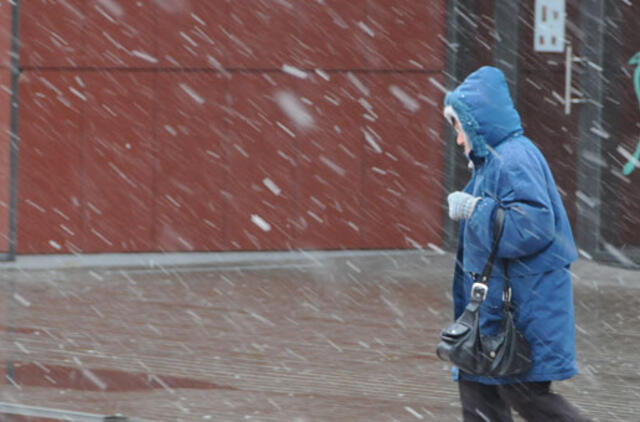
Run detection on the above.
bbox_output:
[471,283,488,301]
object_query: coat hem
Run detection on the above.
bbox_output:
[454,367,578,385]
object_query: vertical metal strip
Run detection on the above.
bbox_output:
[8,0,21,260]
[442,0,460,250]
[592,2,626,262]
[442,0,477,250]
[493,0,521,106]
[575,0,605,255]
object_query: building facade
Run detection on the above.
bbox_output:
[1,0,639,264]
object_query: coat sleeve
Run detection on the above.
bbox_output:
[465,157,555,259]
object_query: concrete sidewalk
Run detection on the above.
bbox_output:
[0,251,638,421]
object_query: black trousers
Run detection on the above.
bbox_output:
[458,379,593,421]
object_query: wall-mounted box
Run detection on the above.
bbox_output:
[534,0,566,53]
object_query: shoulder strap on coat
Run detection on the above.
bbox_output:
[479,207,505,283]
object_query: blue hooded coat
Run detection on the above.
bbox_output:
[445,67,579,384]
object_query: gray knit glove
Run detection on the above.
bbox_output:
[447,191,481,221]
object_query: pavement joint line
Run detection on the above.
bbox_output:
[0,249,444,271]
[99,262,326,276]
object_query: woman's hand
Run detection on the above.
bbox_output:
[447,191,481,221]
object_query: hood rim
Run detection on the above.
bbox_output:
[444,93,488,158]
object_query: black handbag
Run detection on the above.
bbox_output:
[436,207,532,377]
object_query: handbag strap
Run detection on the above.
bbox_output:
[478,206,505,283]
[469,206,514,306]
[470,207,508,304]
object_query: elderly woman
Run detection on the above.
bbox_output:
[444,66,591,421]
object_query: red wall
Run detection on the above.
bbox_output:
[16,0,447,253]
[0,0,12,253]
[0,0,11,393]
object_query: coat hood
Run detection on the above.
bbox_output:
[444,66,523,158]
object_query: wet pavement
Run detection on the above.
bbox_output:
[0,251,638,421]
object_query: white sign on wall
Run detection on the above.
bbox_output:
[534,0,566,53]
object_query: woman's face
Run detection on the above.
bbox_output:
[454,120,472,156]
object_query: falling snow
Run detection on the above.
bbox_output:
[275,91,314,128]
[250,214,272,232]
[1,1,639,421]
[389,85,420,113]
[281,65,309,80]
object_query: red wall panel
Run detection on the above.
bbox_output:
[84,72,155,252]
[295,74,363,249]
[366,0,446,70]
[296,0,369,69]
[225,73,298,250]
[362,74,444,249]
[0,0,11,68]
[85,0,157,68]
[0,70,10,252]
[155,72,227,251]
[16,3,449,253]
[1,3,12,253]
[227,0,299,69]
[17,71,85,253]
[19,0,86,68]
[156,0,228,68]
